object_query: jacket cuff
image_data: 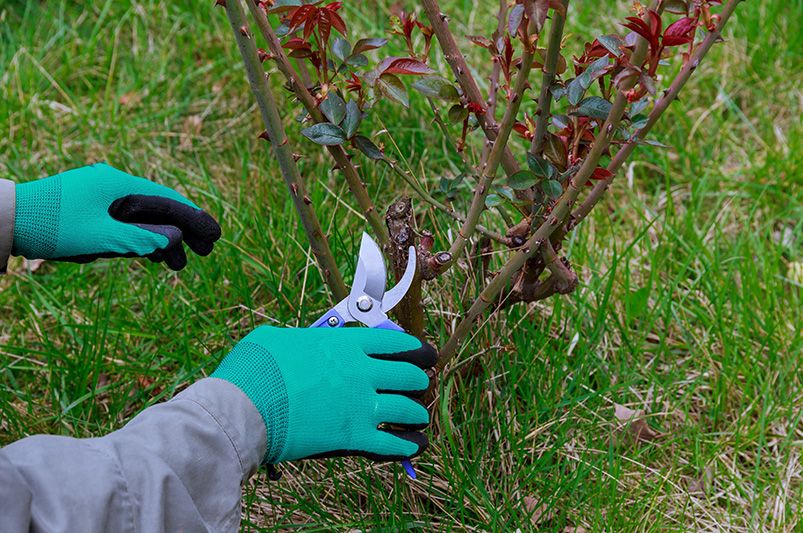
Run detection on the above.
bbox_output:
[174,378,267,479]
[0,179,15,274]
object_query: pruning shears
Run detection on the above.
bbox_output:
[309,232,418,479]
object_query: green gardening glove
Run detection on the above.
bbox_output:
[212,326,437,464]
[12,163,221,270]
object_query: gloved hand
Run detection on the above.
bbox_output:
[212,326,437,464]
[12,163,221,270]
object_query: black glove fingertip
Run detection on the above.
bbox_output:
[380,429,429,460]
[110,194,221,259]
[136,224,186,271]
[370,340,438,370]
[162,242,188,271]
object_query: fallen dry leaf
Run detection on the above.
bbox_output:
[614,403,661,443]
[688,465,713,496]
[523,496,549,525]
[23,258,46,273]
[180,114,204,150]
[119,91,142,107]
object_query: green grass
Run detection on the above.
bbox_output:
[1,0,801,530]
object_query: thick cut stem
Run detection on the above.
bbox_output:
[421,0,521,178]
[447,48,537,264]
[246,0,389,246]
[385,198,424,335]
[571,0,742,225]
[223,0,347,300]
[530,0,570,156]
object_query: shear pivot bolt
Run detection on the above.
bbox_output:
[356,296,373,312]
[327,316,339,327]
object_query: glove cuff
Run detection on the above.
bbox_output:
[211,341,289,463]
[0,178,15,272]
[12,176,62,259]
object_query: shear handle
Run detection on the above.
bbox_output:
[310,308,347,328]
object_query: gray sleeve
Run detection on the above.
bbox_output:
[0,377,266,533]
[0,178,15,273]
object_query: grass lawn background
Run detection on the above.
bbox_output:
[1,0,801,530]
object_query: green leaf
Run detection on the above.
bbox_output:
[567,75,587,105]
[551,114,570,130]
[586,56,611,79]
[568,56,610,105]
[411,76,459,101]
[640,138,669,148]
[551,83,567,101]
[630,113,649,130]
[346,54,368,67]
[494,185,518,203]
[353,135,384,159]
[352,38,388,55]
[542,179,563,199]
[629,97,650,117]
[332,37,351,63]
[572,96,613,120]
[320,93,346,125]
[484,194,502,208]
[301,122,347,145]
[527,153,556,178]
[507,170,539,190]
[342,100,362,139]
[376,73,409,107]
[448,104,468,123]
[439,173,466,199]
[597,35,625,57]
[274,23,290,37]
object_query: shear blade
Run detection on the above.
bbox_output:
[350,232,387,302]
[381,246,416,313]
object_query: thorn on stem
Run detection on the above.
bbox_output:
[239,26,251,38]
[303,195,312,205]
[214,0,226,6]
[257,48,272,62]
[258,130,270,141]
